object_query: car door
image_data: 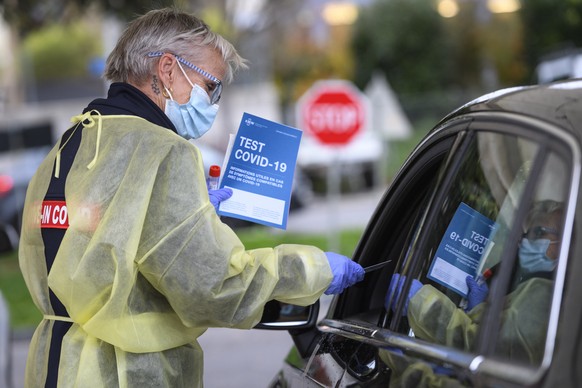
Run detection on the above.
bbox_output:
[271,117,464,387]
[289,112,578,387]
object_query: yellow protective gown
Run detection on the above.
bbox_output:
[378,350,467,388]
[19,113,333,387]
[408,277,552,364]
[380,277,552,387]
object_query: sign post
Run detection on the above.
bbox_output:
[297,80,368,252]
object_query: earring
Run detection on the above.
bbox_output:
[162,87,172,98]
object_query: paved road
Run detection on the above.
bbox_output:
[286,188,384,233]
[8,188,386,388]
[9,325,296,388]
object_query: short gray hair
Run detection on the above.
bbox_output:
[104,7,246,85]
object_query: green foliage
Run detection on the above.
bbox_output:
[238,228,363,257]
[0,251,42,328]
[199,6,238,41]
[520,0,582,79]
[22,21,102,81]
[386,119,433,181]
[352,0,532,95]
[456,141,499,220]
[1,0,176,36]
[352,0,456,94]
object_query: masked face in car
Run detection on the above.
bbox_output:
[519,209,562,274]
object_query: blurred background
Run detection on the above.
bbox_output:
[2,0,582,386]
[3,0,582,238]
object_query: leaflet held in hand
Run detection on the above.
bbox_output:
[427,202,498,297]
[217,112,302,229]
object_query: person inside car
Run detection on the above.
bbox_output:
[380,200,563,386]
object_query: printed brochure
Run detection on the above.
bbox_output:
[217,112,302,229]
[427,202,498,297]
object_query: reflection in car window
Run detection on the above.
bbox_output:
[491,153,567,366]
[401,131,568,369]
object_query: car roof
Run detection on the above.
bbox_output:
[438,79,582,140]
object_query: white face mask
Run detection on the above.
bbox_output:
[164,61,219,140]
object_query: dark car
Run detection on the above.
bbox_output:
[0,121,54,252]
[258,79,582,387]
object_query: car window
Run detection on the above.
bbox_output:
[378,126,572,387]
[487,150,568,366]
[401,131,539,312]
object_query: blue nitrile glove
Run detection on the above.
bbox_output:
[385,273,423,316]
[208,188,233,212]
[465,275,489,311]
[324,252,365,295]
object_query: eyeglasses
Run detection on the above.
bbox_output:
[524,226,560,241]
[147,51,223,104]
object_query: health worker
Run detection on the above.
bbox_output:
[18,8,364,388]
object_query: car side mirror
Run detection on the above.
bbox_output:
[256,300,322,358]
[255,300,319,330]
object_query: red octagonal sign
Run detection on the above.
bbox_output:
[298,80,367,145]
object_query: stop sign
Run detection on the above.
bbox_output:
[298,80,367,145]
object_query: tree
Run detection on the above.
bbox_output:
[0,0,205,105]
[351,0,456,94]
[0,0,180,37]
[23,20,101,81]
[519,0,582,80]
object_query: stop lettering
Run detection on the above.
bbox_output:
[298,80,367,145]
